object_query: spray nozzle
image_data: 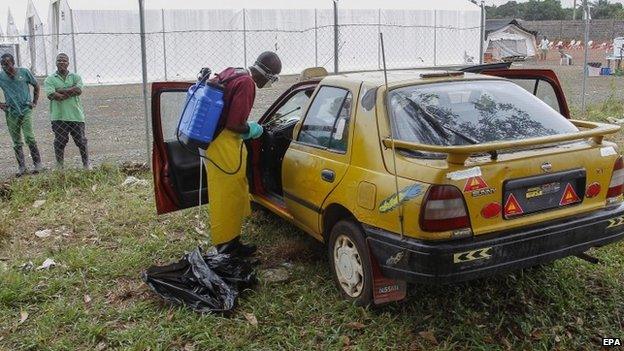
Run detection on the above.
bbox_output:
[198,68,212,83]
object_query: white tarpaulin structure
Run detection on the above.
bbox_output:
[6,9,20,38]
[44,0,481,84]
[23,0,48,76]
[485,19,537,60]
[0,11,20,66]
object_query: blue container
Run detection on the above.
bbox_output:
[600,67,612,76]
[178,82,225,149]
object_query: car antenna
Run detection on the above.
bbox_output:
[380,32,405,240]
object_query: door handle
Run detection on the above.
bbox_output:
[321,169,335,183]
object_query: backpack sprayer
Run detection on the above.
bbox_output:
[176,68,245,175]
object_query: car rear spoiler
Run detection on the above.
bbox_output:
[382,120,621,165]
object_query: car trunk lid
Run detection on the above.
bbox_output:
[446,143,620,236]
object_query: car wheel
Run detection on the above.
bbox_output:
[328,220,373,306]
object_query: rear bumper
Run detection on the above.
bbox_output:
[365,204,624,284]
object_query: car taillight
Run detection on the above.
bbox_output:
[420,185,471,232]
[607,156,624,204]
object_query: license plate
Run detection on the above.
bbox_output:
[525,182,561,199]
[504,169,586,219]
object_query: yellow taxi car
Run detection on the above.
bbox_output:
[150,66,624,306]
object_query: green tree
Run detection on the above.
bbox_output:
[523,0,566,20]
[591,0,624,19]
[490,1,524,18]
[486,0,624,20]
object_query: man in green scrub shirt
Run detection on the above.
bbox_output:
[44,53,89,169]
[0,53,43,176]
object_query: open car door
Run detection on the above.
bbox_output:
[480,69,570,118]
[152,82,207,214]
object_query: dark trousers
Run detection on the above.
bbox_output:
[52,120,89,166]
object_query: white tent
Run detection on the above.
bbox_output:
[46,0,481,84]
[485,19,538,61]
[0,12,20,66]
[6,9,20,38]
[2,9,21,65]
[23,0,48,75]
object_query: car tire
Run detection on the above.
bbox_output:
[327,219,373,306]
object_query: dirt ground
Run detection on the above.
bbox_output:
[518,47,624,107]
[0,75,299,179]
[1,52,622,179]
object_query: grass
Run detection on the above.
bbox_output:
[0,166,622,350]
[2,100,624,350]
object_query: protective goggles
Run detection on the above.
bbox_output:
[251,61,279,88]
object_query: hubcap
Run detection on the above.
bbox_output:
[333,234,364,297]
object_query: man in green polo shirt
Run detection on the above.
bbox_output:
[0,53,43,176]
[44,53,89,169]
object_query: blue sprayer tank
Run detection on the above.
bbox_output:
[177,81,225,150]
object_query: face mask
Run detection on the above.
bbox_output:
[251,61,278,88]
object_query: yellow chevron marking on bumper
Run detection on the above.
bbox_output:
[607,216,624,229]
[453,247,492,264]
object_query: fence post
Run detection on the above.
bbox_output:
[41,26,49,76]
[479,1,485,64]
[333,0,339,73]
[433,10,437,66]
[581,0,590,115]
[243,9,247,68]
[70,8,78,73]
[161,9,168,81]
[315,9,318,67]
[139,0,151,167]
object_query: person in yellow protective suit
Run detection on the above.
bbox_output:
[207,51,282,257]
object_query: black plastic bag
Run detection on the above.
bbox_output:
[141,247,257,313]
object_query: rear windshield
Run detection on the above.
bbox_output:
[388,80,578,147]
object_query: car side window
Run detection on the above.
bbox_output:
[270,89,313,125]
[298,86,352,152]
[161,91,189,140]
[534,81,560,112]
[328,93,352,152]
[510,78,561,113]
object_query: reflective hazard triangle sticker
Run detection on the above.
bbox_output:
[560,183,581,206]
[464,176,489,192]
[504,193,524,216]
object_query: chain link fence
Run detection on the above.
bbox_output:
[513,36,624,115]
[2,10,622,179]
[0,17,481,179]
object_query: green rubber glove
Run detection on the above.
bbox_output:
[242,122,263,140]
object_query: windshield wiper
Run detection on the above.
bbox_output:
[396,93,450,140]
[396,94,498,160]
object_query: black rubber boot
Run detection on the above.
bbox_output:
[28,143,44,173]
[14,147,27,177]
[215,236,257,257]
[81,149,91,170]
